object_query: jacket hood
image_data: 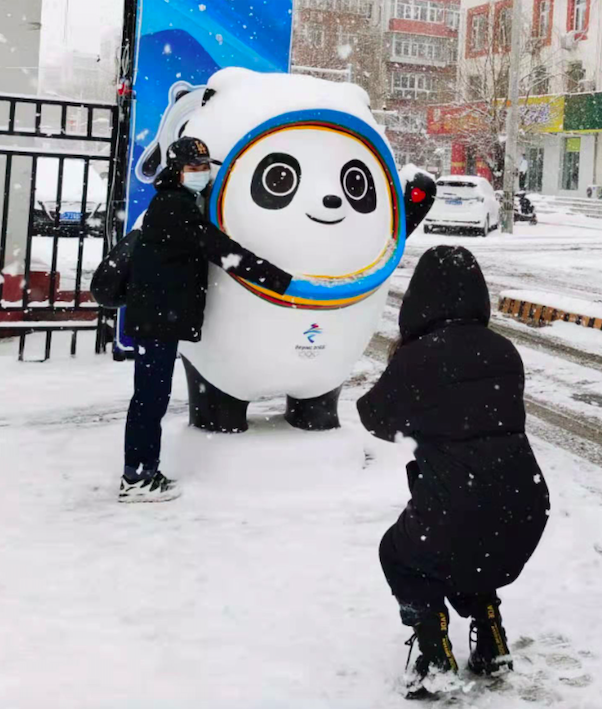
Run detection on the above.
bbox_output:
[399,245,490,342]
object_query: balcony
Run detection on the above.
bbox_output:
[390,52,449,68]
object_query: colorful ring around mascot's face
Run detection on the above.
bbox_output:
[209,109,405,311]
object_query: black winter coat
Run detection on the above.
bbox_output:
[358,245,550,594]
[125,183,291,342]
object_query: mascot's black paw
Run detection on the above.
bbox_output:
[181,356,250,433]
[285,387,342,431]
[404,171,436,239]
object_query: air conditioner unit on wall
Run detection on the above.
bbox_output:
[587,185,602,199]
[561,31,578,50]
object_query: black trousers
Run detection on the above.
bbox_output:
[124,338,178,479]
[379,525,499,627]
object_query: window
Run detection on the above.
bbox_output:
[498,7,512,48]
[392,33,448,62]
[300,24,325,47]
[390,113,426,133]
[574,0,587,31]
[468,74,483,99]
[566,60,585,92]
[395,150,414,167]
[391,0,447,23]
[337,0,373,14]
[446,8,460,30]
[300,0,333,8]
[300,0,372,11]
[527,146,544,192]
[496,71,509,98]
[561,137,580,190]
[531,65,549,95]
[338,29,357,46]
[391,72,437,98]
[537,0,551,37]
[470,13,488,52]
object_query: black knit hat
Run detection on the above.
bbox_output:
[166,137,211,167]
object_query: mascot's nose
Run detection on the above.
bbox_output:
[323,195,343,209]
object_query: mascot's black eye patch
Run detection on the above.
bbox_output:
[340,160,377,214]
[178,121,189,138]
[251,153,301,210]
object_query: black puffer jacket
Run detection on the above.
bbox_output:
[125,179,291,342]
[358,245,549,593]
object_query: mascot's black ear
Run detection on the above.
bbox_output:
[202,88,216,106]
[141,143,162,178]
[404,171,437,239]
[174,89,190,103]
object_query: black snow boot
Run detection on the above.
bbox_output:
[404,610,459,700]
[468,602,513,676]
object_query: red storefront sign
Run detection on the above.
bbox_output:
[427,104,488,135]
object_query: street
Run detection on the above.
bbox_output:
[0,219,601,708]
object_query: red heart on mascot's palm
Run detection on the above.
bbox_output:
[411,188,426,203]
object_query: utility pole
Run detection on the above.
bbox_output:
[501,0,522,234]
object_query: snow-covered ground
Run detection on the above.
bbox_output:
[395,219,602,305]
[1,220,601,708]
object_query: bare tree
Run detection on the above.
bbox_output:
[451,6,567,188]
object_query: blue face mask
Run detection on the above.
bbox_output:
[182,172,210,194]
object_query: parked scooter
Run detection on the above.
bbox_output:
[514,191,538,224]
[494,190,538,225]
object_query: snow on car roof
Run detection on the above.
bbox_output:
[437,175,488,184]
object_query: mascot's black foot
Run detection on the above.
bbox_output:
[285,387,342,431]
[181,356,249,433]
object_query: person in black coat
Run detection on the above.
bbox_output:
[120,137,292,503]
[357,245,549,699]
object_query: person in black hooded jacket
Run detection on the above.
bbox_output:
[357,245,549,699]
[120,137,292,503]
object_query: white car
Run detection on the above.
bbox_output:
[424,175,500,236]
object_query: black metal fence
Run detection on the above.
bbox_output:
[0,94,119,360]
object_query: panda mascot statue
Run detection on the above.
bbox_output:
[169,67,435,433]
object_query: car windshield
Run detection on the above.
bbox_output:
[437,181,480,199]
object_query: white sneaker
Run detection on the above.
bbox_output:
[118,471,181,503]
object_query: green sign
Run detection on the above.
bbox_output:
[566,137,581,152]
[564,93,602,132]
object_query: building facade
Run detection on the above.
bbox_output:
[292,0,460,170]
[292,0,385,103]
[428,0,602,195]
[382,0,461,171]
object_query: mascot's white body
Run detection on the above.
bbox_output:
[177,68,407,421]
[187,270,389,402]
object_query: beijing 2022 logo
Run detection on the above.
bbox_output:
[296,324,326,359]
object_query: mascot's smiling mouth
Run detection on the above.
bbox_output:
[306,214,346,225]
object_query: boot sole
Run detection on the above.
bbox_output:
[405,687,440,701]
[118,490,182,503]
[468,659,514,676]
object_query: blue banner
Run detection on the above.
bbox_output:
[116,0,293,354]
